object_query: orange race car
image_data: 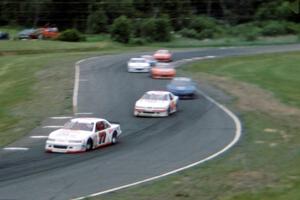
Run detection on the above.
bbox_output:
[42,27,59,39]
[151,63,176,79]
[37,27,59,39]
[153,49,172,62]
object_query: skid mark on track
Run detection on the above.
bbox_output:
[30,136,48,139]
[3,147,29,151]
[50,116,72,120]
[43,125,64,129]
[75,112,94,115]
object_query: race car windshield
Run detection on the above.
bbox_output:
[142,56,153,60]
[142,93,168,101]
[130,59,146,63]
[171,80,191,86]
[156,50,169,54]
[63,121,94,132]
[156,64,172,68]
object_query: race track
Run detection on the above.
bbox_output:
[0,44,300,200]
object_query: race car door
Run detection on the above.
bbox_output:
[95,121,109,146]
[169,94,176,112]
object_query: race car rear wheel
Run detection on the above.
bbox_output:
[86,139,93,151]
[111,132,118,145]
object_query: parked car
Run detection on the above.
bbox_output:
[0,32,9,40]
[17,28,38,39]
[38,27,59,39]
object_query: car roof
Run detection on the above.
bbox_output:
[146,90,170,95]
[71,118,106,123]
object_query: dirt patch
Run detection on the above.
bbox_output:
[194,72,300,119]
[229,170,276,190]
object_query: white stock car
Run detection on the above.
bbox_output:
[134,91,178,117]
[45,118,122,153]
[127,57,151,72]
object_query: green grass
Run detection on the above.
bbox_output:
[85,34,111,42]
[0,52,117,147]
[1,27,300,199]
[185,52,300,108]
[1,25,300,55]
[91,52,300,200]
[93,112,300,200]
[0,40,120,54]
[150,35,299,48]
[0,25,23,36]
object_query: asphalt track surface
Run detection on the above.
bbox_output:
[0,44,300,200]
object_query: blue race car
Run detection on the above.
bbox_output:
[166,77,197,98]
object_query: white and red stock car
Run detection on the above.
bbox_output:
[45,118,122,153]
[127,57,151,72]
[134,91,178,117]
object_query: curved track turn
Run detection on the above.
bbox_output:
[0,44,300,200]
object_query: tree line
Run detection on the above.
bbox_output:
[0,0,297,31]
[1,0,299,43]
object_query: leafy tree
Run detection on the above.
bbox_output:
[190,15,218,33]
[153,17,172,41]
[140,18,156,41]
[255,1,291,21]
[57,29,85,42]
[137,17,171,42]
[86,9,108,33]
[110,15,132,43]
[0,0,298,35]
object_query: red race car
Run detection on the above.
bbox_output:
[153,49,172,62]
[151,63,176,79]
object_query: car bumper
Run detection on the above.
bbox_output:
[128,67,150,72]
[154,57,172,62]
[45,142,86,153]
[169,90,195,97]
[151,73,175,79]
[134,109,168,117]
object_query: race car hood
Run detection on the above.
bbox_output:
[152,67,175,72]
[48,129,92,141]
[167,84,196,92]
[135,99,169,109]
